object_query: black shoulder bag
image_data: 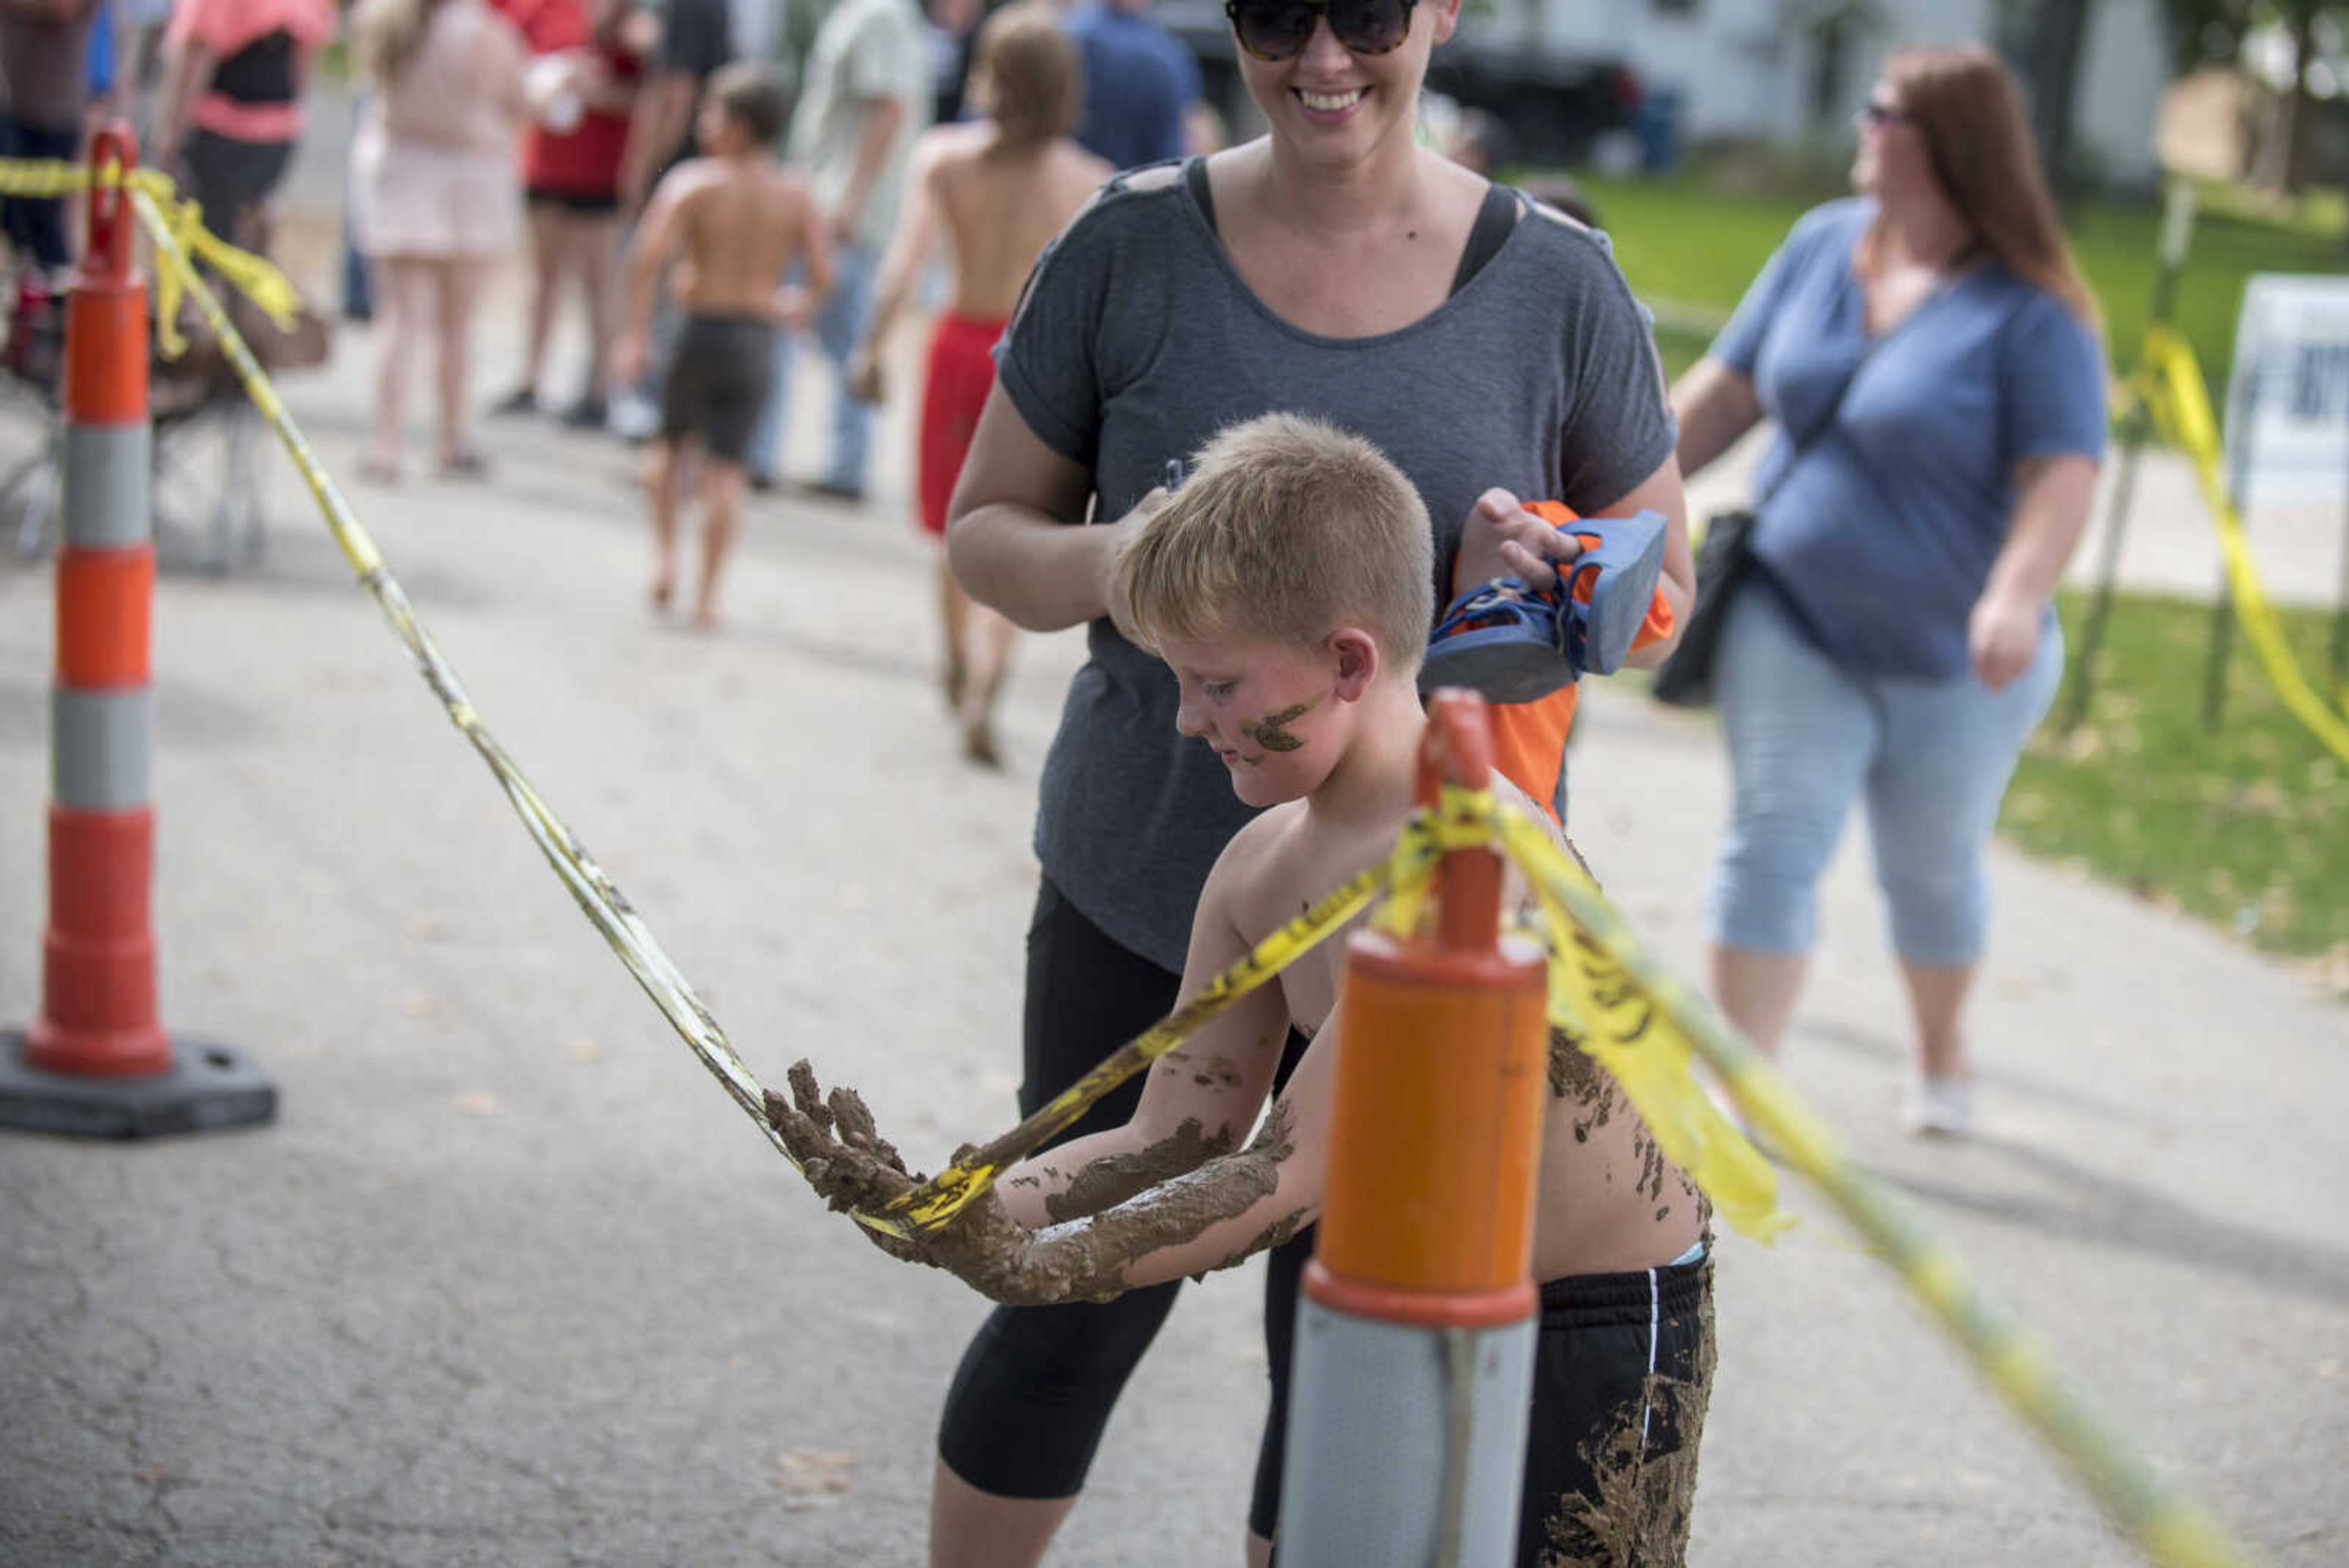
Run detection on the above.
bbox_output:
[1650,352,1877,709]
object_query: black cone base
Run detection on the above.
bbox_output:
[0,1030,276,1139]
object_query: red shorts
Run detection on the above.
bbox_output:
[918,312,1008,537]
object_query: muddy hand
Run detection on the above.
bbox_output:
[910,1154,1069,1306]
[766,1060,917,1214]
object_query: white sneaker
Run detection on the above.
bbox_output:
[607,394,659,443]
[1901,1075,1973,1138]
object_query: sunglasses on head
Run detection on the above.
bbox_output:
[1224,0,1419,61]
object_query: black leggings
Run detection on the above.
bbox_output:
[937,878,1312,1499]
[0,118,79,272]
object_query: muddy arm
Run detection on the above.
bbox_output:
[769,1050,1333,1307]
[967,1027,1339,1306]
[991,844,1298,1228]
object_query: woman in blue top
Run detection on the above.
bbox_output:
[1672,43,2107,1139]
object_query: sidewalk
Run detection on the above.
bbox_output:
[0,170,2343,1567]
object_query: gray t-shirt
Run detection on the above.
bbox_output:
[784,0,927,252]
[996,163,1677,972]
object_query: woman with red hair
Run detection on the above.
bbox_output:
[1672,44,2108,1139]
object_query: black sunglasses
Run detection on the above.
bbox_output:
[1224,0,1419,61]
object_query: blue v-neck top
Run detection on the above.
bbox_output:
[1712,198,2107,678]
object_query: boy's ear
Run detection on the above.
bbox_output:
[1328,627,1380,702]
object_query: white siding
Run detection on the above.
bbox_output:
[2075,0,2170,187]
[1520,0,2164,177]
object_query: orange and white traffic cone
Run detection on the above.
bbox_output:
[0,124,273,1138]
[1276,690,1549,1566]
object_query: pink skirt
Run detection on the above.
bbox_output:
[351,126,522,261]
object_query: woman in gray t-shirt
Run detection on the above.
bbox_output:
[928,1,1693,1561]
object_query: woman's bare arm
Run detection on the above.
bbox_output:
[944,385,1143,633]
[1970,452,2097,690]
[847,136,946,400]
[1671,355,1765,483]
[152,37,213,168]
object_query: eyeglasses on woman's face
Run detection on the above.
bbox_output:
[1224,0,1419,62]
[1855,99,1912,129]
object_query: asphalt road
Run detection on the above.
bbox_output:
[0,136,2343,1567]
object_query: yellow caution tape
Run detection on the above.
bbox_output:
[863,839,1406,1238]
[2134,325,2349,767]
[1483,798,1791,1243]
[95,160,2264,1566]
[121,182,795,1173]
[1466,790,2257,1568]
[0,158,304,359]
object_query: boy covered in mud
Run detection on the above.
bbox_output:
[773,413,1715,1567]
[615,64,833,630]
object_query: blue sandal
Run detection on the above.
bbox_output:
[1419,510,1667,702]
[1560,510,1667,677]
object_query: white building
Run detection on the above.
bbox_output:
[1453,0,2173,186]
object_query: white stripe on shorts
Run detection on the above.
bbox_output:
[1639,1266,1661,1454]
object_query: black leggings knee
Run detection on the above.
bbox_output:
[935,879,1186,1498]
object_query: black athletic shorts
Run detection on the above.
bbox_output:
[527,186,622,216]
[1256,1249,1716,1567]
[659,313,777,465]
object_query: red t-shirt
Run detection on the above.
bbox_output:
[501,0,640,198]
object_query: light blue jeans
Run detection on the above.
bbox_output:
[1706,582,2062,968]
[743,240,878,489]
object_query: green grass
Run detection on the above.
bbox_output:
[1559,167,2349,390]
[2004,589,2348,973]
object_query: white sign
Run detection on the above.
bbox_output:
[2223,273,2349,509]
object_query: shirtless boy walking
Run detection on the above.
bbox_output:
[847,2,1108,760]
[617,64,833,629]
[776,414,1723,1566]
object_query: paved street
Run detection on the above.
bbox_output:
[0,163,2343,1567]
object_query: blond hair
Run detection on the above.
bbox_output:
[971,2,1082,154]
[1120,415,1433,671]
[1876,43,2102,331]
[354,0,447,86]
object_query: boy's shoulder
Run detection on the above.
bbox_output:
[1211,801,1305,882]
[651,155,725,199]
[916,118,996,165]
[1201,801,1315,923]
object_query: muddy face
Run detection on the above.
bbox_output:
[1239,699,1317,757]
